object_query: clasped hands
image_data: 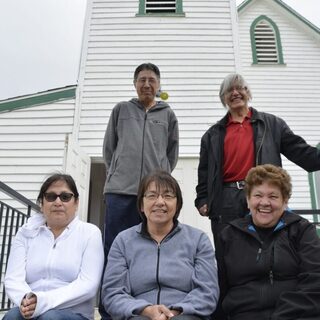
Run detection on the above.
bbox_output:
[141,305,181,320]
[20,293,37,319]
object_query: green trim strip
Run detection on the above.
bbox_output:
[308,172,318,210]
[238,0,320,35]
[138,0,145,15]
[250,15,284,65]
[308,143,320,212]
[308,143,320,234]
[0,86,76,113]
[237,0,251,12]
[176,0,183,14]
[274,0,320,35]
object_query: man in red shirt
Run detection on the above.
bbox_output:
[195,73,320,319]
[195,73,320,243]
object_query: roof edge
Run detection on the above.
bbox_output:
[238,0,320,35]
[0,85,77,113]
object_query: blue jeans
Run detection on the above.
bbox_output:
[99,193,142,320]
[3,307,88,320]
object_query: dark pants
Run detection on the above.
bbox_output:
[211,186,249,249]
[103,193,141,258]
[211,186,249,320]
[99,193,142,320]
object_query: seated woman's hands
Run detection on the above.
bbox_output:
[20,293,37,319]
[141,304,181,320]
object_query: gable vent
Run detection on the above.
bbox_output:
[146,0,176,14]
[254,20,279,63]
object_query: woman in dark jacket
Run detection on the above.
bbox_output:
[217,164,320,320]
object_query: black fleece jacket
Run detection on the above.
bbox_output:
[195,107,320,218]
[217,211,320,320]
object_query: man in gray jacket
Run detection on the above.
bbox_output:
[100,63,179,319]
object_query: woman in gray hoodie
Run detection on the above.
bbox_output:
[101,170,219,320]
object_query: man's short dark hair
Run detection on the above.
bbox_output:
[134,63,161,82]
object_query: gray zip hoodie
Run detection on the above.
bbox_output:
[102,222,219,320]
[103,98,179,195]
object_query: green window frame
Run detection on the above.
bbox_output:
[250,15,284,65]
[308,142,320,236]
[137,0,184,16]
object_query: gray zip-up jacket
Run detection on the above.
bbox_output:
[103,98,179,195]
[101,223,219,320]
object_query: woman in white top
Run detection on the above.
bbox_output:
[4,173,104,320]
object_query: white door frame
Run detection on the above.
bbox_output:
[63,134,91,221]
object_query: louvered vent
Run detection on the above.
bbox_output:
[254,20,279,63]
[146,0,176,13]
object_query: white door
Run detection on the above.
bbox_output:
[63,134,91,221]
[172,157,213,243]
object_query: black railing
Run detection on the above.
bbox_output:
[294,209,320,236]
[0,181,40,311]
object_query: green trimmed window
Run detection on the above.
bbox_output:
[250,15,284,64]
[138,0,184,15]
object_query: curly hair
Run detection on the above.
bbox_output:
[245,164,292,200]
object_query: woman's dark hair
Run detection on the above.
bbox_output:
[133,63,161,82]
[137,170,183,222]
[37,173,79,205]
[245,164,292,201]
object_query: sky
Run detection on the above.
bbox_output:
[0,0,87,100]
[0,0,319,101]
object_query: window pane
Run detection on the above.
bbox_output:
[146,0,176,13]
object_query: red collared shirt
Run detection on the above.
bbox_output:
[223,109,254,182]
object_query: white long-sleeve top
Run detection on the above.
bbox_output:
[4,213,104,320]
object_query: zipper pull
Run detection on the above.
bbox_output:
[269,270,274,285]
[256,247,262,262]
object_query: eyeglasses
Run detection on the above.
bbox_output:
[144,192,176,201]
[44,192,74,202]
[226,86,246,94]
[136,77,158,84]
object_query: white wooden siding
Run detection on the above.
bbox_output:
[0,99,76,203]
[76,0,238,157]
[2,0,319,234]
[238,0,320,209]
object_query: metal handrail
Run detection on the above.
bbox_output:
[0,181,40,311]
[293,210,320,224]
[0,181,40,214]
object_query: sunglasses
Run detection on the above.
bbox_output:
[44,192,74,202]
